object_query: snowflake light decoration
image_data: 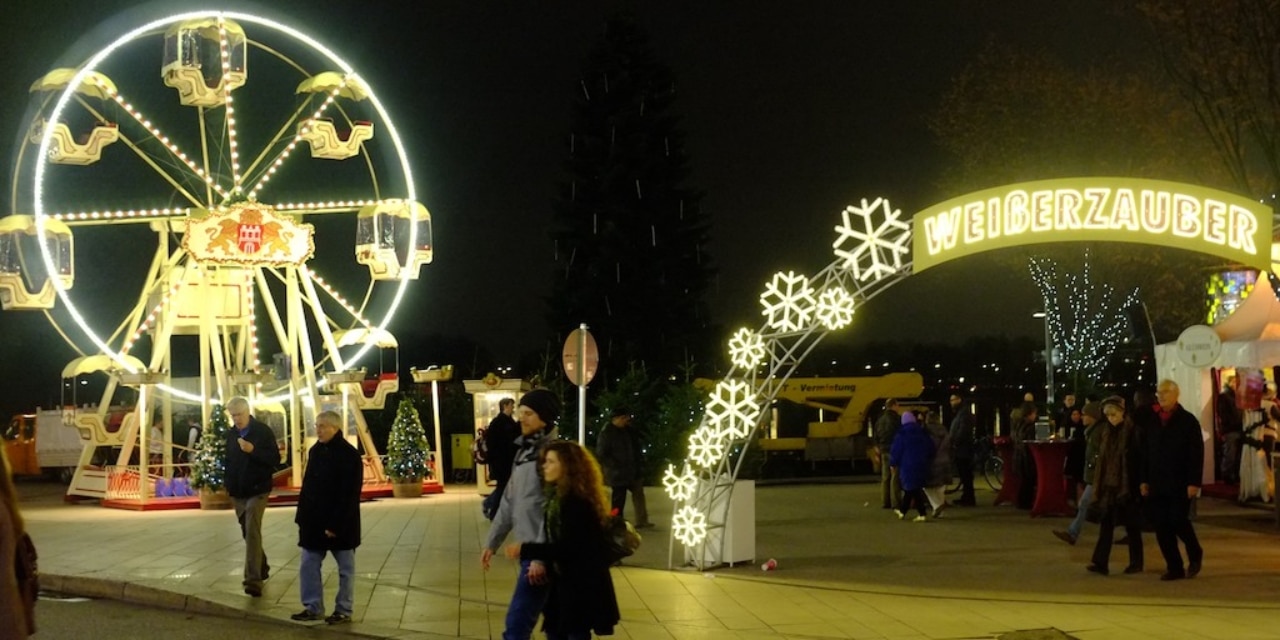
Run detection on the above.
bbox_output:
[832,198,911,281]
[759,271,816,332]
[815,286,856,330]
[662,464,698,502]
[704,379,761,440]
[672,504,708,546]
[687,425,727,468]
[728,327,767,369]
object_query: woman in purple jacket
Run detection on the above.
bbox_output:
[890,411,936,522]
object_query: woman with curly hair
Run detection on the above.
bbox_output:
[507,440,620,638]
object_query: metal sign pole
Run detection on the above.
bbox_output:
[578,323,587,445]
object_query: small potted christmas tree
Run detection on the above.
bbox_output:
[386,397,431,497]
[189,403,233,509]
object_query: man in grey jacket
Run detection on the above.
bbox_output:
[481,389,558,639]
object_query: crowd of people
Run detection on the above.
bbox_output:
[877,393,980,519]
[876,379,1209,583]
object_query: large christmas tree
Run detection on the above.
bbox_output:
[189,404,231,492]
[386,398,431,483]
[549,15,715,376]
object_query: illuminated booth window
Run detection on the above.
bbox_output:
[355,200,432,280]
[0,215,73,310]
[28,69,121,165]
[162,18,246,107]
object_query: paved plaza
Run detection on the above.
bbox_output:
[19,477,1280,639]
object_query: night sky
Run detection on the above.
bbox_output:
[0,0,1135,416]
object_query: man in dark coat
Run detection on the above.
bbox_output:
[948,393,977,506]
[224,397,280,597]
[595,407,652,527]
[1139,379,1205,581]
[1054,393,1080,437]
[874,399,902,509]
[482,397,520,520]
[291,410,362,625]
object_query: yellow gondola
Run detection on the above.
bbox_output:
[296,73,373,159]
[298,117,374,160]
[161,18,247,107]
[355,200,433,280]
[29,69,120,165]
[332,328,399,409]
[0,215,73,310]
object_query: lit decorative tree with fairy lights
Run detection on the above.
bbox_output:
[1029,249,1139,390]
[190,404,231,492]
[386,398,431,483]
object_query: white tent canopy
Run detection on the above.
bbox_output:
[1154,274,1280,485]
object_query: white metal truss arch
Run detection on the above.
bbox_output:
[667,197,914,568]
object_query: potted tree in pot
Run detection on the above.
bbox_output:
[386,397,431,497]
[189,403,233,509]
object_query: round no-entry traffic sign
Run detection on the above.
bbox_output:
[562,328,599,387]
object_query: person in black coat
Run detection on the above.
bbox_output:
[291,410,362,625]
[224,397,280,597]
[595,407,652,528]
[1012,401,1040,510]
[508,439,620,639]
[948,394,977,506]
[1086,396,1144,576]
[482,398,520,520]
[1139,379,1205,581]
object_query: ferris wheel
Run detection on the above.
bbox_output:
[0,10,432,498]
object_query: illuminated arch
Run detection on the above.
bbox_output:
[668,178,1274,568]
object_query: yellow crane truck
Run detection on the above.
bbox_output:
[761,373,925,470]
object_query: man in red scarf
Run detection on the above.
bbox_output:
[1138,379,1204,581]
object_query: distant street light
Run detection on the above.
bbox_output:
[1032,311,1054,406]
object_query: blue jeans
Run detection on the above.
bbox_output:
[232,493,270,587]
[300,548,355,616]
[503,559,548,640]
[1067,483,1095,539]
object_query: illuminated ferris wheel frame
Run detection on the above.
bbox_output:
[30,9,421,405]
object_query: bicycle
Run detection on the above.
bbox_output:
[946,434,1003,494]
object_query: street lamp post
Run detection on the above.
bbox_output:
[1032,311,1055,407]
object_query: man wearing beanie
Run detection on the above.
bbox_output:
[481,388,558,638]
[1055,400,1104,545]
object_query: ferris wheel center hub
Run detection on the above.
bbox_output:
[183,203,315,267]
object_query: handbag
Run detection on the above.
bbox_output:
[605,514,642,564]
